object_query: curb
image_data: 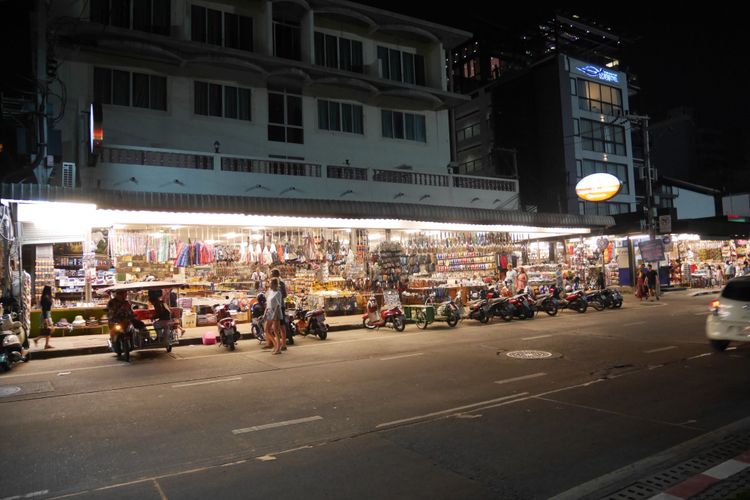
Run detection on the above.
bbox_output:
[28,322,364,360]
[653,451,750,499]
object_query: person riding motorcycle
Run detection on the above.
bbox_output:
[106,289,135,344]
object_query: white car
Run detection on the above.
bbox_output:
[706,276,750,351]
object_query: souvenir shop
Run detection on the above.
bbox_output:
[14,202,598,331]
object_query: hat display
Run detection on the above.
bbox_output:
[71,315,86,326]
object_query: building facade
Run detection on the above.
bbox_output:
[453,54,636,216]
[44,0,522,210]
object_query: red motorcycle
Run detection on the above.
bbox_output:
[290,298,328,340]
[550,286,588,313]
[362,295,406,332]
[214,304,240,350]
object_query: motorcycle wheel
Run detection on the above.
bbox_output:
[317,324,328,340]
[363,319,377,330]
[500,306,513,322]
[393,316,406,332]
[591,300,605,311]
[119,336,131,362]
[446,312,459,327]
[613,299,623,309]
[229,341,236,351]
[524,307,535,319]
[479,310,490,324]
[415,310,428,329]
[0,361,9,372]
[545,302,558,316]
[251,324,263,342]
[166,343,172,353]
[575,300,588,313]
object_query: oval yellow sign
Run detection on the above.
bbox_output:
[575,173,622,202]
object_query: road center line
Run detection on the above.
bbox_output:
[376,393,528,428]
[688,353,712,360]
[233,415,323,435]
[521,334,553,340]
[494,372,547,385]
[172,377,241,388]
[380,353,423,361]
[644,346,678,354]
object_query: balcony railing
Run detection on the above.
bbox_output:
[453,175,516,192]
[101,147,213,170]
[372,170,449,187]
[222,157,321,177]
[327,165,368,181]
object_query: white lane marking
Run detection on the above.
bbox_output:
[152,480,168,500]
[644,346,677,354]
[57,372,71,376]
[494,372,547,385]
[623,321,646,327]
[172,377,241,388]
[521,335,553,341]
[1,490,50,500]
[703,458,750,479]
[688,353,712,360]
[256,445,315,462]
[380,352,423,361]
[376,393,528,428]
[233,415,323,435]
[2,363,128,380]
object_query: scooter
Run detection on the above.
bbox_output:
[291,298,329,340]
[583,290,606,311]
[362,295,405,331]
[550,286,588,313]
[250,296,266,344]
[530,290,558,316]
[495,294,534,321]
[0,313,29,371]
[601,288,623,309]
[108,320,135,362]
[466,291,492,324]
[215,304,240,351]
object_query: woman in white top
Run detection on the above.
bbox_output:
[264,278,283,354]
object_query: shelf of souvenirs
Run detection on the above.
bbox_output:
[435,262,495,273]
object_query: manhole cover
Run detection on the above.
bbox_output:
[0,386,22,397]
[506,350,554,359]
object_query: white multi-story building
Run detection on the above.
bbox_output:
[43,0,526,211]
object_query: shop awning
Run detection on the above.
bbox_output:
[2,183,614,230]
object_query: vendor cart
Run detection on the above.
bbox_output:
[403,293,461,330]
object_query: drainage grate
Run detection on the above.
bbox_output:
[506,350,553,359]
[602,481,659,499]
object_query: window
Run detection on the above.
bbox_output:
[577,79,623,115]
[314,32,363,73]
[579,159,629,195]
[191,4,253,51]
[581,201,630,216]
[579,119,627,155]
[268,88,303,143]
[95,67,166,110]
[318,100,363,134]
[273,19,300,60]
[381,110,426,142]
[456,123,480,142]
[194,81,251,121]
[90,0,170,35]
[377,46,425,85]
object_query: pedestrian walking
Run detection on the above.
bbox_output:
[264,278,283,355]
[35,285,54,349]
[725,260,736,281]
[516,267,528,293]
[635,264,648,301]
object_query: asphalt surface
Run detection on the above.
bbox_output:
[1,293,749,499]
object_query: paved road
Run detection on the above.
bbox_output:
[1,293,748,499]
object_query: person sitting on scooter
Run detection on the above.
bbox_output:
[106,290,134,343]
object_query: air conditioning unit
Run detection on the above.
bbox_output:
[62,162,76,188]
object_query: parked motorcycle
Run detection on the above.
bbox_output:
[362,295,405,331]
[530,290,558,316]
[291,298,329,340]
[550,286,588,313]
[466,292,491,324]
[601,288,624,309]
[494,294,534,320]
[250,294,266,344]
[215,304,240,351]
[583,290,606,311]
[0,313,29,371]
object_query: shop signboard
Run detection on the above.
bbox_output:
[658,215,672,233]
[575,173,622,202]
[638,239,665,263]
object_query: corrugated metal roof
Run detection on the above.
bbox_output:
[1,183,614,228]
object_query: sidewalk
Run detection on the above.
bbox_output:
[27,313,365,360]
[555,418,750,500]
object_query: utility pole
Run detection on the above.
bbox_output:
[626,112,661,298]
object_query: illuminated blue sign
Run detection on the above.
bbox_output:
[576,65,619,84]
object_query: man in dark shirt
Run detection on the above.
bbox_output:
[647,264,659,301]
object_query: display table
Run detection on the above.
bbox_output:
[30,306,108,337]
